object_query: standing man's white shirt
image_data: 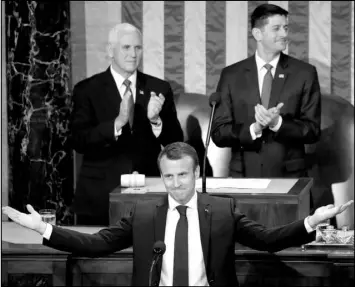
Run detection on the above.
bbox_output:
[159,191,209,286]
[250,50,283,140]
[255,51,280,96]
[110,65,162,137]
[111,65,138,104]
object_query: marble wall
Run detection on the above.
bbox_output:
[2,2,8,221]
[5,1,73,224]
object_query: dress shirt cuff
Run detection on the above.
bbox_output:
[250,123,262,140]
[114,125,122,138]
[269,116,282,132]
[304,216,316,233]
[151,117,163,138]
[42,223,53,240]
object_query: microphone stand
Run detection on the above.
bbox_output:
[202,101,217,194]
[148,253,162,287]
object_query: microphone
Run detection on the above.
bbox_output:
[149,241,166,286]
[202,92,221,194]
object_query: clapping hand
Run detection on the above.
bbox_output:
[2,204,46,234]
[147,92,165,122]
[307,200,354,228]
[115,90,133,128]
[255,102,284,128]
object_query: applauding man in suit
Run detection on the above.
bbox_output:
[3,142,352,286]
[71,23,183,225]
[212,4,321,179]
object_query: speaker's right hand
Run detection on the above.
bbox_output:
[2,204,46,235]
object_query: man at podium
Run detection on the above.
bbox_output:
[3,142,352,286]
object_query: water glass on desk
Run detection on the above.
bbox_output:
[39,209,56,225]
[316,221,330,242]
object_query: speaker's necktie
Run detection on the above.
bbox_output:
[173,205,189,286]
[123,79,134,129]
[261,63,273,109]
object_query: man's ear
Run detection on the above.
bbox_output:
[195,165,200,179]
[252,27,262,42]
[107,44,113,58]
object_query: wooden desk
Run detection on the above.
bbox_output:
[2,223,353,287]
[109,177,312,228]
[1,223,102,287]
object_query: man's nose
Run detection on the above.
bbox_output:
[173,176,181,188]
[129,47,137,57]
[280,28,288,37]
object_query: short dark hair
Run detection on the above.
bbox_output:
[251,4,288,29]
[157,142,199,171]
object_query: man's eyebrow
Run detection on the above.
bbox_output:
[271,24,288,28]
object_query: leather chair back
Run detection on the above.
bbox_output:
[175,93,231,177]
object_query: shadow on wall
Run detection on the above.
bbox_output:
[172,86,231,178]
[305,93,354,220]
[185,115,213,177]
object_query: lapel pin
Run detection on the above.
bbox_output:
[139,90,144,95]
[205,207,210,213]
[279,74,284,78]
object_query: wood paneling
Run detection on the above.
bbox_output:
[109,178,312,228]
[2,243,353,286]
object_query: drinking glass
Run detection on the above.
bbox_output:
[39,209,56,225]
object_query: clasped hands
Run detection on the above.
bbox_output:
[254,102,284,134]
[115,91,165,129]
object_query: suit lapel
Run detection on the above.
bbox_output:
[102,67,122,114]
[244,55,262,105]
[154,195,168,242]
[269,52,289,108]
[153,195,168,277]
[197,193,212,272]
[136,71,150,108]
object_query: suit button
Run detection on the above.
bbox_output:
[262,140,266,144]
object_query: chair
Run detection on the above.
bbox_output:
[331,119,354,229]
[306,94,354,226]
[175,93,231,177]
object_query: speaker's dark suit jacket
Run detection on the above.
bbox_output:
[211,53,321,178]
[70,68,183,222]
[43,193,315,286]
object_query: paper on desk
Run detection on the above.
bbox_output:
[195,178,271,189]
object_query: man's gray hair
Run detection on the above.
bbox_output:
[108,23,142,46]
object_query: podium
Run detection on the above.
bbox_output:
[109,177,312,228]
[2,222,353,287]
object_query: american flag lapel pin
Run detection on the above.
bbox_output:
[279,74,284,78]
[139,90,144,95]
[205,206,210,214]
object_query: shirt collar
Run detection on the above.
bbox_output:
[168,190,198,211]
[255,50,280,72]
[110,65,137,89]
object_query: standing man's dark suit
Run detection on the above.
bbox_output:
[71,68,183,224]
[44,193,315,286]
[211,52,321,178]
